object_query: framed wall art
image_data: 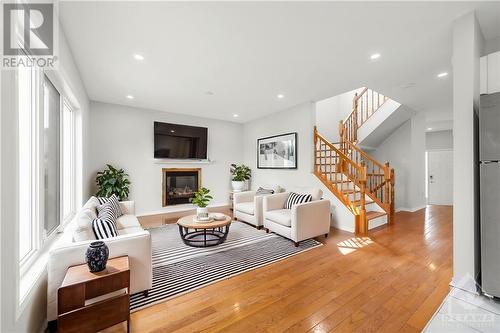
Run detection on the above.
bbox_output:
[257,132,297,169]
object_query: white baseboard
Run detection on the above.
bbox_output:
[396,205,427,213]
[137,201,230,217]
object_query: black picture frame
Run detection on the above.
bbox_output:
[257,132,298,169]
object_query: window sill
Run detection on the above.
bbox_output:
[18,228,70,315]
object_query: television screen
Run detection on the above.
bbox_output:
[154,122,208,159]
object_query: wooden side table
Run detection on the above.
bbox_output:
[57,256,130,333]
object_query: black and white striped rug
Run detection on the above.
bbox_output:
[130,221,322,311]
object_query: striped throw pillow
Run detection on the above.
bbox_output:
[96,201,117,222]
[285,192,312,209]
[92,218,117,239]
[93,201,118,239]
[97,194,123,217]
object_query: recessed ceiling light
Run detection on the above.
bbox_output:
[427,127,433,131]
[133,54,144,61]
[233,114,239,118]
[170,130,175,133]
[277,94,285,99]
[126,95,134,100]
[437,72,448,78]
[370,53,381,60]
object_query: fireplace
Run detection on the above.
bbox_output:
[162,168,201,206]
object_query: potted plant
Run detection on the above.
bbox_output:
[95,164,131,200]
[191,187,213,220]
[230,164,251,192]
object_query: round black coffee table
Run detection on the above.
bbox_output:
[177,214,231,247]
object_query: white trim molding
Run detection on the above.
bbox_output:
[396,205,427,213]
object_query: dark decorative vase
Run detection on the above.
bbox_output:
[85,241,109,272]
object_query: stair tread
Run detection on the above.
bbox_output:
[342,189,360,194]
[353,199,374,206]
[366,211,387,220]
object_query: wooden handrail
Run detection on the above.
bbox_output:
[340,88,390,145]
[315,129,355,164]
[342,139,384,170]
[314,127,362,214]
[353,87,368,103]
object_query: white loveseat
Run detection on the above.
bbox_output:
[263,189,331,246]
[47,197,152,322]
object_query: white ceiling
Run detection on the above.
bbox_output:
[59,1,500,123]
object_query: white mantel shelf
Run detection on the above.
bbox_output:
[153,158,214,164]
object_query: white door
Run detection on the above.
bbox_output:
[427,150,453,205]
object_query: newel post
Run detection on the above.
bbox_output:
[353,93,358,142]
[390,168,395,222]
[384,161,391,214]
[338,120,344,151]
[359,161,368,235]
[313,126,318,174]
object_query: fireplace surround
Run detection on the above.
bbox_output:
[162,168,201,206]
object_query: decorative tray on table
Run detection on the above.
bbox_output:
[192,216,215,223]
[192,213,227,223]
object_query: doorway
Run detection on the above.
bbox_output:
[426,150,453,205]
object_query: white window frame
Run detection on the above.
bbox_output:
[18,71,79,299]
[61,98,77,225]
[18,56,42,273]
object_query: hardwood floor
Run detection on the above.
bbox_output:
[105,205,452,333]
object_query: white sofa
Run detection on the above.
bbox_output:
[263,189,331,246]
[47,197,152,322]
[233,185,283,229]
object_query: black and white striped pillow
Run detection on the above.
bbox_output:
[93,201,118,239]
[97,194,123,217]
[96,201,117,222]
[92,218,117,239]
[285,192,312,209]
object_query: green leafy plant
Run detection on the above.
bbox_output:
[190,187,213,208]
[95,164,131,201]
[230,164,251,181]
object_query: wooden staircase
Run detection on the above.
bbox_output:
[313,88,394,235]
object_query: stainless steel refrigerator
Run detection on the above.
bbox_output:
[480,91,500,298]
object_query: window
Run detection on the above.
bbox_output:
[16,59,79,305]
[62,100,76,221]
[43,77,61,236]
[18,62,38,264]
[18,71,78,269]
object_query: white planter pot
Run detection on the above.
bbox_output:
[231,181,246,192]
[196,207,209,219]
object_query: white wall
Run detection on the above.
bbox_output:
[243,102,315,188]
[89,102,244,215]
[452,12,483,288]
[426,130,453,150]
[0,27,90,332]
[371,121,410,210]
[485,36,500,55]
[315,88,363,143]
[369,113,426,212]
[408,112,426,211]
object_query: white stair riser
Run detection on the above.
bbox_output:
[368,214,388,229]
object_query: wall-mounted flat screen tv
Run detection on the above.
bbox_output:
[154,122,208,159]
